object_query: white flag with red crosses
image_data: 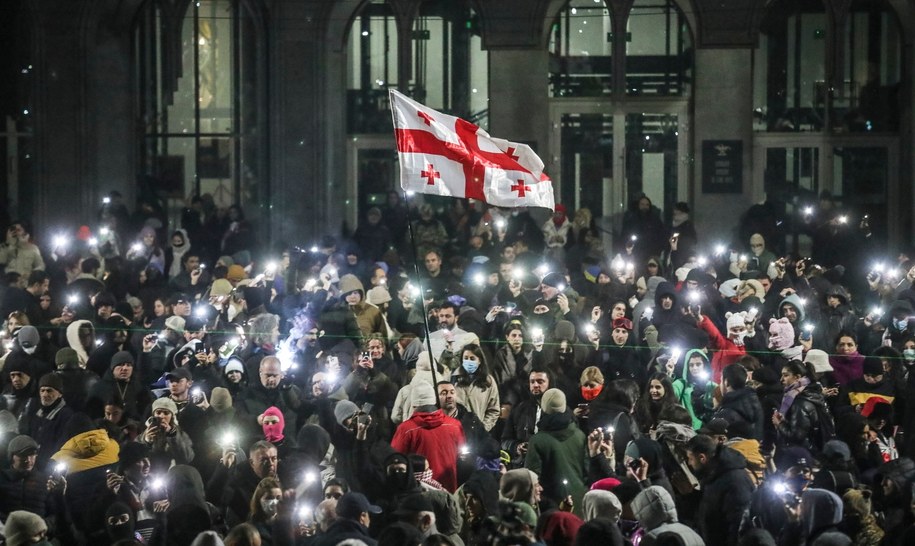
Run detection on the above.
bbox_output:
[389,89,555,211]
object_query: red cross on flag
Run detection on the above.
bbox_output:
[389,89,555,211]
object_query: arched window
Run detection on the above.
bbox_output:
[346,0,399,134]
[549,0,614,97]
[626,0,692,96]
[135,0,266,221]
[753,0,827,132]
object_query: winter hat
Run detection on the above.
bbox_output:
[209,387,232,413]
[540,272,566,289]
[862,357,885,377]
[415,352,432,372]
[822,440,852,463]
[242,286,266,310]
[554,320,576,341]
[768,318,795,351]
[226,264,247,282]
[410,380,437,408]
[39,373,63,393]
[217,255,235,268]
[261,406,285,443]
[55,348,80,369]
[334,400,360,427]
[165,315,186,334]
[805,349,833,373]
[6,354,32,376]
[366,286,392,306]
[4,510,48,546]
[726,311,747,331]
[842,489,874,520]
[7,435,39,461]
[719,278,742,298]
[540,388,567,415]
[118,442,151,470]
[110,351,134,368]
[223,358,244,375]
[210,279,233,297]
[589,477,622,491]
[151,397,179,418]
[738,279,766,301]
[775,446,814,472]
[540,511,584,546]
[16,325,39,349]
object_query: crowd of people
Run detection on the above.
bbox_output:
[0,188,913,546]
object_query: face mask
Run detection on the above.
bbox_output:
[581,385,603,401]
[260,498,279,517]
[387,468,411,490]
[904,348,915,362]
[462,359,479,375]
[894,319,908,331]
[23,346,37,355]
[263,422,284,444]
[730,331,747,346]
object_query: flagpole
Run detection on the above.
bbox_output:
[402,190,441,407]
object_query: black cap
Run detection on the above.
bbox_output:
[168,293,190,306]
[111,351,134,367]
[698,418,729,437]
[336,492,382,520]
[165,367,193,382]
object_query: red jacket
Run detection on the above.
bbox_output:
[698,315,746,383]
[391,409,465,492]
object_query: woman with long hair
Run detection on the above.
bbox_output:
[248,477,288,546]
[451,343,500,431]
[772,360,832,451]
[634,373,680,434]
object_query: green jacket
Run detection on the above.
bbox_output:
[524,415,588,515]
[672,349,718,430]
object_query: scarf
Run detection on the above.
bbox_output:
[779,377,810,415]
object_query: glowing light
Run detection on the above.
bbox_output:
[102,197,111,204]
[772,481,788,494]
[535,264,549,276]
[495,218,506,229]
[151,477,165,490]
[472,273,485,286]
[55,462,67,474]
[460,445,470,455]
[611,257,625,271]
[265,262,278,274]
[95,338,103,347]
[803,206,813,215]
[512,267,524,280]
[194,307,207,318]
[88,237,98,246]
[52,235,68,249]
[697,256,708,267]
[298,505,312,519]
[714,244,726,255]
[131,242,143,253]
[304,470,318,485]
[310,245,319,253]
[531,328,544,339]
[803,323,815,332]
[872,307,884,316]
[630,235,638,242]
[838,215,848,224]
[100,227,110,236]
[68,294,78,304]
[872,263,885,273]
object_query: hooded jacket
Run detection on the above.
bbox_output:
[85,356,153,420]
[524,413,588,514]
[779,293,807,325]
[338,274,387,338]
[650,282,683,330]
[500,468,540,508]
[672,349,717,430]
[65,320,95,367]
[391,408,465,492]
[779,488,848,546]
[166,229,191,279]
[777,382,830,451]
[630,486,705,546]
[582,489,622,522]
[695,446,754,546]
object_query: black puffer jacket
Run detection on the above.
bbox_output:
[714,387,764,440]
[776,383,829,451]
[696,446,754,546]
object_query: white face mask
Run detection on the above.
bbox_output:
[23,346,37,355]
[260,498,279,517]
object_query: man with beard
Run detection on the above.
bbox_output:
[501,369,552,469]
[426,302,475,364]
[685,433,754,546]
[0,435,70,539]
[437,380,499,468]
[19,374,75,470]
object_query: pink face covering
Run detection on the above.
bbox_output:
[262,406,285,443]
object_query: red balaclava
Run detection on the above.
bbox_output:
[262,406,285,443]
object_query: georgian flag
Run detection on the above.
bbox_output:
[389,89,555,211]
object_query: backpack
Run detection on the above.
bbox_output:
[652,422,700,495]
[811,399,837,450]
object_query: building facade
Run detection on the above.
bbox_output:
[1,0,912,251]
